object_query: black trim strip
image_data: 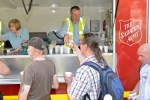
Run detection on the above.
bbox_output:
[115,0,120,18]
[28,0,33,13]
[22,0,28,14]
[22,0,33,15]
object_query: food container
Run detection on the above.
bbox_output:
[21,42,28,55]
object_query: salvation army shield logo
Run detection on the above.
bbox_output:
[119,19,142,46]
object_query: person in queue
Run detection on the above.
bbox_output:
[128,44,150,100]
[0,59,10,76]
[64,33,104,100]
[128,65,142,99]
[59,6,90,46]
[18,37,59,100]
[0,19,29,54]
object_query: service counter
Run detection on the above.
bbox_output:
[0,53,113,84]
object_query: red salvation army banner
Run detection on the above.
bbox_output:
[115,0,147,91]
[119,19,142,46]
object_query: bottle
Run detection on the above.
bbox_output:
[103,20,106,31]
[103,94,112,100]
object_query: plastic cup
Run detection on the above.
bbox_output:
[104,46,109,53]
[65,72,72,77]
[99,46,103,52]
[55,45,60,54]
[49,48,53,54]
[63,46,67,54]
[20,71,24,76]
[73,50,76,54]
[6,48,11,53]
[60,46,64,54]
[128,93,137,99]
[109,45,113,52]
[66,47,71,54]
[20,71,24,85]
[68,40,74,48]
[103,94,112,100]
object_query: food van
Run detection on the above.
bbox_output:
[0,0,149,100]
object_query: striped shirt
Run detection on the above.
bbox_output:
[69,55,103,100]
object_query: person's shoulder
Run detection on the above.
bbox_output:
[21,28,28,32]
[63,17,71,22]
[33,59,54,66]
[64,17,70,20]
[78,64,91,73]
[140,64,150,72]
[5,31,12,34]
[24,63,34,72]
[1,31,13,37]
[46,59,55,65]
[81,17,86,20]
[76,65,94,79]
[26,61,41,69]
[141,64,149,68]
[46,59,52,61]
[5,30,13,34]
[144,64,150,68]
[140,64,145,69]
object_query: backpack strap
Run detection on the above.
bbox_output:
[139,64,145,80]
[81,61,105,100]
[83,93,91,100]
[83,61,103,71]
[103,59,109,68]
[139,64,145,72]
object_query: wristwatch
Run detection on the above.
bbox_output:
[16,48,19,51]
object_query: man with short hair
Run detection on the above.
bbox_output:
[59,6,90,46]
[129,44,150,100]
[136,44,150,100]
[18,37,59,100]
[64,33,104,100]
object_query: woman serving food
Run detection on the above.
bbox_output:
[0,19,29,54]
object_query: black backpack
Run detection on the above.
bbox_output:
[82,60,124,100]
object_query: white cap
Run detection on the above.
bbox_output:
[103,94,112,100]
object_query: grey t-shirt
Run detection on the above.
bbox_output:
[22,59,56,100]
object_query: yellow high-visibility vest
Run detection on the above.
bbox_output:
[0,21,5,50]
[64,17,86,46]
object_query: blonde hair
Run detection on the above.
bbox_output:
[8,19,21,30]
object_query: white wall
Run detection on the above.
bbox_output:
[0,3,112,33]
[100,2,113,34]
[0,7,70,32]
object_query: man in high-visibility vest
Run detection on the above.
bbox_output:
[0,21,9,50]
[59,6,90,46]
